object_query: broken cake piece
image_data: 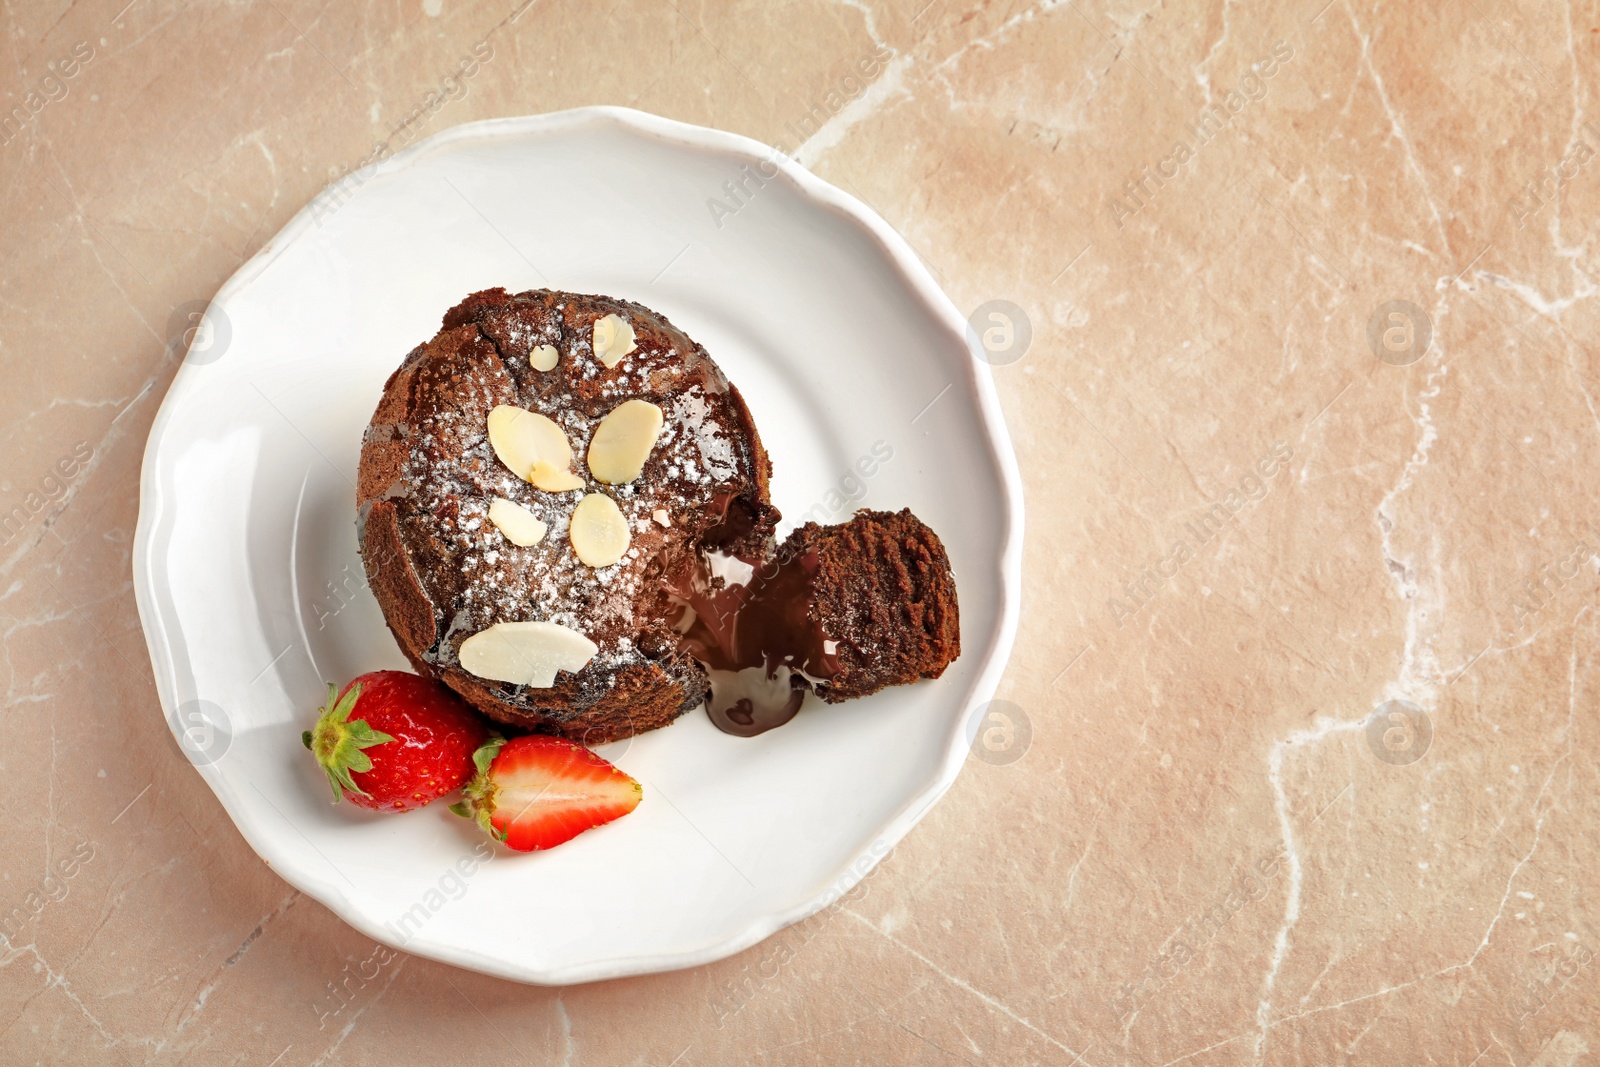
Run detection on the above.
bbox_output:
[663,507,960,736]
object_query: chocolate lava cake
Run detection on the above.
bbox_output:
[358,287,961,745]
[357,287,778,743]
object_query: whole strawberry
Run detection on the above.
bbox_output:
[453,736,642,851]
[303,671,490,812]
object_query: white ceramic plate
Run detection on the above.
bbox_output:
[134,107,1022,984]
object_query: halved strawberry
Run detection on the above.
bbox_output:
[451,736,642,851]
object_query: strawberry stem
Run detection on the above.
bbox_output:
[307,682,395,802]
[457,737,508,841]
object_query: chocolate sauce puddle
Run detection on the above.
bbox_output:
[663,499,840,736]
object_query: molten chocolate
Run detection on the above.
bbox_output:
[664,535,841,737]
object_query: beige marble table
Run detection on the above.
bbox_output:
[3,0,1598,1063]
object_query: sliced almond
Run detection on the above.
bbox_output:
[529,344,559,372]
[488,498,547,546]
[528,461,585,492]
[592,313,637,368]
[569,492,631,567]
[458,621,598,687]
[487,405,577,488]
[652,509,671,527]
[587,399,665,484]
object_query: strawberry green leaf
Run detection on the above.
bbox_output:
[470,737,506,777]
[456,738,509,844]
[306,681,396,802]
